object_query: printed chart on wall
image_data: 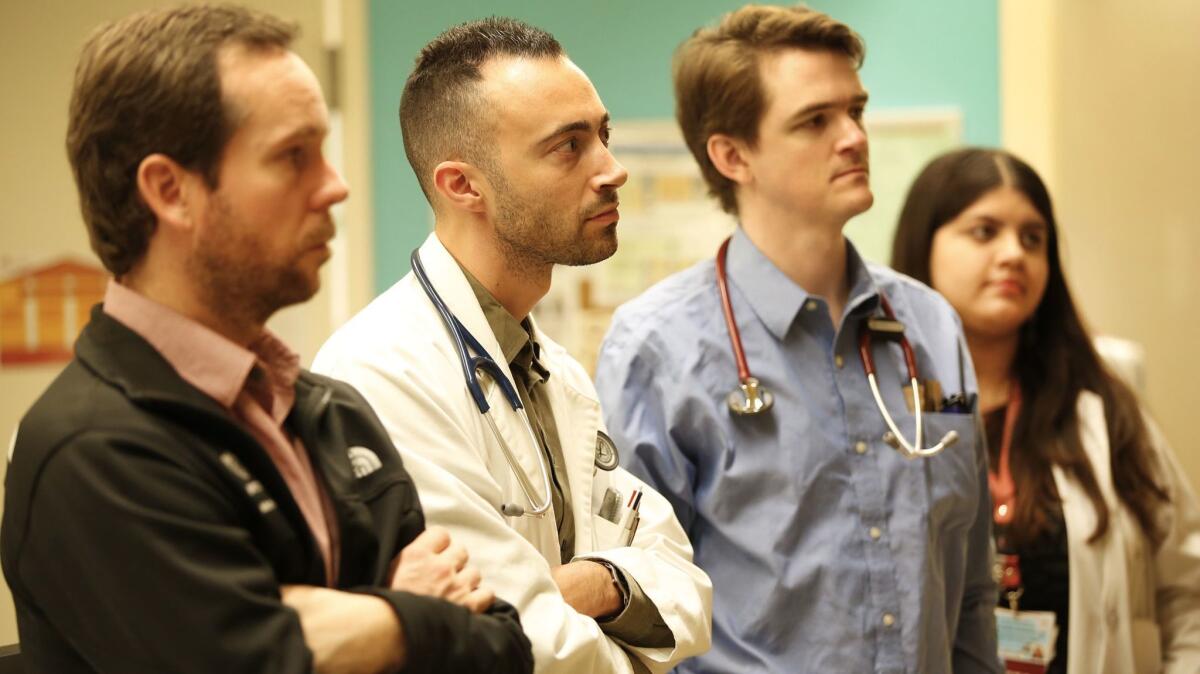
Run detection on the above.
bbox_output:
[534,110,962,374]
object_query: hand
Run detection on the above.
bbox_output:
[390,525,494,614]
[281,585,405,674]
[551,560,623,619]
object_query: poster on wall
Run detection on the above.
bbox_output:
[0,257,108,367]
[534,110,962,374]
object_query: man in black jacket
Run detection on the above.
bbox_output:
[0,5,532,673]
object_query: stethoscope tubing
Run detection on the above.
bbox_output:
[716,238,752,383]
[714,236,955,458]
[410,249,554,516]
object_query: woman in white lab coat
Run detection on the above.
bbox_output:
[891,148,1200,674]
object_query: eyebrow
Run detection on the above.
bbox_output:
[537,113,611,146]
[268,124,326,150]
[786,93,870,124]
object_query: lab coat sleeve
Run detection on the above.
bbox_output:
[8,430,315,674]
[315,345,676,674]
[1146,416,1200,673]
[576,467,712,670]
[951,411,1004,674]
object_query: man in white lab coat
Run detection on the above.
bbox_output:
[313,17,712,674]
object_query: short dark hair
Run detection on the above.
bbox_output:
[67,4,297,276]
[399,17,563,203]
[674,4,864,214]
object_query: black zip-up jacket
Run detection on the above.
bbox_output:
[1,307,533,674]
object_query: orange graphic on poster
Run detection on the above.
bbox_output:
[0,259,109,366]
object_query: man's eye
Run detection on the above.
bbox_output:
[599,126,612,147]
[284,147,307,167]
[556,138,579,153]
[849,106,865,122]
[801,114,826,129]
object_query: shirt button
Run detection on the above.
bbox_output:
[805,300,818,311]
[834,355,845,369]
[869,526,882,540]
[855,441,868,454]
[882,613,896,627]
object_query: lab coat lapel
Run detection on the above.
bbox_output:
[530,318,601,558]
[417,234,550,523]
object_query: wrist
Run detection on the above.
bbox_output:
[589,559,629,620]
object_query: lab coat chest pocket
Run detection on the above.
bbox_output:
[919,411,981,533]
[588,470,624,551]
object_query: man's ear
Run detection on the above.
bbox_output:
[707,134,754,186]
[136,153,200,231]
[432,161,487,214]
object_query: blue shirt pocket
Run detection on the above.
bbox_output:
[915,410,982,534]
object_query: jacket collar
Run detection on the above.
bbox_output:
[78,304,336,582]
[76,305,235,421]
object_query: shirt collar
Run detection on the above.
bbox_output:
[726,227,881,340]
[102,280,300,415]
[457,262,550,383]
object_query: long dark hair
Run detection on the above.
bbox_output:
[891,147,1168,546]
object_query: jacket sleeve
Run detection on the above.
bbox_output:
[1146,416,1200,673]
[7,429,314,674]
[315,343,668,674]
[356,589,532,674]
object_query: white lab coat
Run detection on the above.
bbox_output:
[313,233,712,674]
[1053,391,1200,674]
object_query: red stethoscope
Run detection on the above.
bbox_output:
[715,237,959,459]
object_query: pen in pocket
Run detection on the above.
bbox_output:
[619,489,642,546]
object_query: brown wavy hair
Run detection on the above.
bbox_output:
[673,4,864,215]
[891,147,1169,547]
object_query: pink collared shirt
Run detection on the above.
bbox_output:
[103,281,339,585]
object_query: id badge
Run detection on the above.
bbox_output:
[995,608,1057,673]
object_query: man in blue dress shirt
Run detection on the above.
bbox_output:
[594,6,1001,673]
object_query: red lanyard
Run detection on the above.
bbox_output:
[988,384,1021,525]
[988,383,1024,602]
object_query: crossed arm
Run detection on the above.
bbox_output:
[9,434,529,674]
[282,526,497,673]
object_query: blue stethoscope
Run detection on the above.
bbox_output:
[411,249,552,517]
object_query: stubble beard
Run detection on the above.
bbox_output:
[489,172,619,282]
[190,194,324,329]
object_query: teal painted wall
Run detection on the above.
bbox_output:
[368,1,999,293]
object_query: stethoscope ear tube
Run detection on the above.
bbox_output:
[411,249,491,413]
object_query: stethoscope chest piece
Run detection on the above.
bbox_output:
[727,377,774,415]
[594,431,620,471]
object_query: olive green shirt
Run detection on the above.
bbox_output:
[459,264,672,652]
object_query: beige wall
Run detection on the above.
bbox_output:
[1001,0,1200,490]
[0,0,371,646]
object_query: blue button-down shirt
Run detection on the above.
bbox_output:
[595,229,1001,674]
